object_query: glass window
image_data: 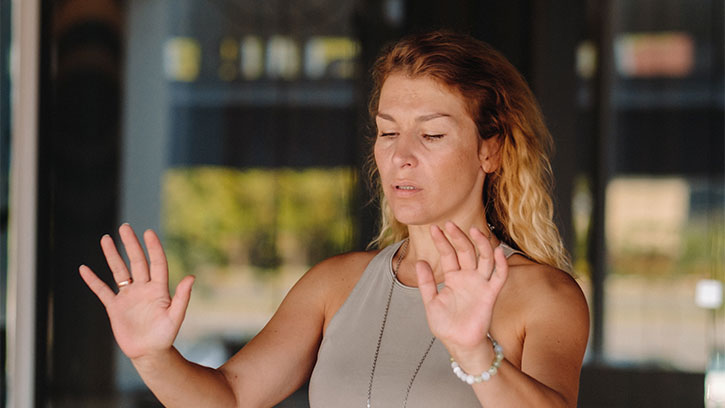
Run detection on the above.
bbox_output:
[604,176,723,370]
[163,167,355,345]
[578,0,724,373]
[118,1,363,405]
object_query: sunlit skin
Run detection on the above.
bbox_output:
[374,74,487,230]
[375,73,503,286]
[79,72,588,408]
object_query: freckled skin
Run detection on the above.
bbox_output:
[374,74,487,227]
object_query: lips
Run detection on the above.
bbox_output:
[392,180,421,194]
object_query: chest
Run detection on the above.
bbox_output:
[310,266,481,407]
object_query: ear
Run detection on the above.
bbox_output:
[478,136,502,173]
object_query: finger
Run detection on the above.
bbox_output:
[100,234,132,285]
[144,229,168,287]
[489,246,509,292]
[119,223,150,283]
[470,227,495,279]
[444,221,477,270]
[415,261,438,305]
[430,224,460,271]
[79,265,115,306]
[169,275,195,325]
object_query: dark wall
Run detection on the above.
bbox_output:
[0,0,11,405]
[36,0,123,403]
[579,365,705,408]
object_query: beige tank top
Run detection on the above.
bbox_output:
[308,240,519,407]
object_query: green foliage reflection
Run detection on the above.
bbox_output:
[162,166,355,288]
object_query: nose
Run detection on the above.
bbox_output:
[392,133,418,168]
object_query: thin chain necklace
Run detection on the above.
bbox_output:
[367,239,437,408]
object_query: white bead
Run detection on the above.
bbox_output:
[450,334,505,385]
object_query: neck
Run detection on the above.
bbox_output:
[395,213,499,286]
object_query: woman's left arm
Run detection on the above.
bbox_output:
[416,222,589,407]
[470,271,588,407]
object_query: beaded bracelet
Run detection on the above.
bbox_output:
[450,335,504,385]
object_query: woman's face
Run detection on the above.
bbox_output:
[374,73,489,227]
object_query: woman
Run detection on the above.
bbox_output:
[80,30,589,407]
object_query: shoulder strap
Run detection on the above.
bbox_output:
[498,242,527,259]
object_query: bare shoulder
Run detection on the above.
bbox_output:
[499,256,590,405]
[302,250,380,289]
[509,256,589,316]
[502,255,590,337]
[494,255,589,403]
[301,250,381,330]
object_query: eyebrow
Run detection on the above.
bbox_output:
[376,112,452,122]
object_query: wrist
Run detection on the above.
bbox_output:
[130,346,178,374]
[450,334,504,384]
[449,337,495,374]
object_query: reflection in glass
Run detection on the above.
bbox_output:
[604,176,724,371]
[266,36,301,80]
[162,167,355,344]
[240,35,264,80]
[163,37,202,82]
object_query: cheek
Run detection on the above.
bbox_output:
[444,148,482,178]
[372,143,383,169]
[373,139,394,163]
[372,144,388,181]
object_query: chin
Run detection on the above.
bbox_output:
[390,208,435,227]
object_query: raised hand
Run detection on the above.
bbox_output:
[415,222,508,358]
[79,224,195,360]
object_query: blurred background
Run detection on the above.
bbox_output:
[2,0,723,406]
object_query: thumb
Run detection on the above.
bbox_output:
[169,275,195,325]
[415,261,438,305]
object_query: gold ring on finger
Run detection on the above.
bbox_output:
[117,278,133,288]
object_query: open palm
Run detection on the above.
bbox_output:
[79,224,195,360]
[415,222,508,353]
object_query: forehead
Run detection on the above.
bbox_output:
[377,74,471,119]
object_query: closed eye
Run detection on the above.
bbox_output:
[423,134,444,140]
[379,132,398,137]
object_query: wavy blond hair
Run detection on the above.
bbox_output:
[365,30,571,272]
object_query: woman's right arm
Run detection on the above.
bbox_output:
[79,224,330,407]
